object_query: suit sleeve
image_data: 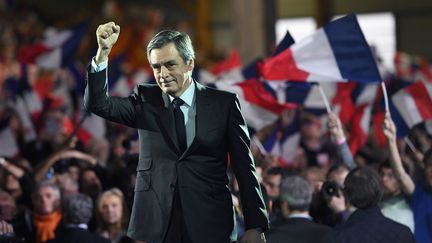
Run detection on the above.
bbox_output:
[227,95,269,230]
[84,67,138,128]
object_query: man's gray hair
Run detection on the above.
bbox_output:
[34,180,61,200]
[62,193,93,224]
[147,30,195,63]
[280,175,312,211]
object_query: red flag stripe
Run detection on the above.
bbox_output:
[405,82,432,120]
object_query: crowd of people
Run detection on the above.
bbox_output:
[0,1,432,243]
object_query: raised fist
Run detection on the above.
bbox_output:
[96,21,120,51]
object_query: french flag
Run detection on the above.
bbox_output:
[214,79,296,131]
[258,14,382,83]
[348,104,373,154]
[262,110,301,165]
[210,50,242,76]
[394,52,432,83]
[18,22,88,69]
[392,81,432,129]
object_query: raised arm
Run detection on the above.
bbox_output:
[84,22,137,127]
[327,112,355,169]
[383,113,415,195]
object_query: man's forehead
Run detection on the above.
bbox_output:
[149,43,181,63]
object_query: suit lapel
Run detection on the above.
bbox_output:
[180,82,211,159]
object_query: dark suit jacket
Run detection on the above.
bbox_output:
[266,217,331,243]
[84,69,269,243]
[321,206,415,243]
[46,227,110,243]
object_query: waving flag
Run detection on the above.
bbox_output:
[272,30,295,57]
[18,22,88,69]
[348,104,373,154]
[215,79,296,130]
[210,50,242,76]
[392,81,432,129]
[262,110,301,165]
[258,14,381,83]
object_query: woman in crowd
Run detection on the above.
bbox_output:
[96,188,129,243]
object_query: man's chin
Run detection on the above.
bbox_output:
[162,88,177,96]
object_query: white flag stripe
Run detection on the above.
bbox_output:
[356,84,378,105]
[392,90,423,128]
[292,29,344,81]
[360,105,372,133]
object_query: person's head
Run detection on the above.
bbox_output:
[61,193,93,225]
[263,167,285,200]
[57,173,79,196]
[379,160,401,197]
[279,176,312,218]
[96,188,128,231]
[3,173,22,200]
[423,149,432,187]
[147,30,195,98]
[32,181,61,215]
[80,168,102,199]
[326,164,350,186]
[302,166,325,192]
[65,162,81,182]
[300,113,321,140]
[0,190,16,221]
[344,167,383,209]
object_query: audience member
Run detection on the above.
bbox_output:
[321,167,415,243]
[31,182,62,243]
[383,113,432,242]
[47,193,110,243]
[96,188,129,243]
[266,175,331,243]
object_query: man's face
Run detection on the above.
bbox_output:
[263,174,282,199]
[100,195,123,225]
[33,186,59,214]
[149,42,194,98]
[328,169,349,187]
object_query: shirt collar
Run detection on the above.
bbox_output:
[168,80,195,107]
[288,213,312,220]
[65,223,88,230]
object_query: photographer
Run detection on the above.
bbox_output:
[310,113,356,226]
[321,167,414,243]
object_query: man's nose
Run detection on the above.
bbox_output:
[160,66,169,78]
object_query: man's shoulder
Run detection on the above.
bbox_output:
[197,83,237,99]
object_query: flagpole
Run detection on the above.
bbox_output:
[252,136,267,155]
[316,83,332,113]
[381,82,390,113]
[404,137,417,153]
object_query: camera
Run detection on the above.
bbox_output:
[321,181,342,198]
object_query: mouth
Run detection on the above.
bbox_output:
[159,79,175,86]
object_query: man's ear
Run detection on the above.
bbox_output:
[187,59,194,72]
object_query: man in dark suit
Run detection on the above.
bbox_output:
[84,22,268,243]
[47,193,110,243]
[321,167,415,243]
[266,175,331,243]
